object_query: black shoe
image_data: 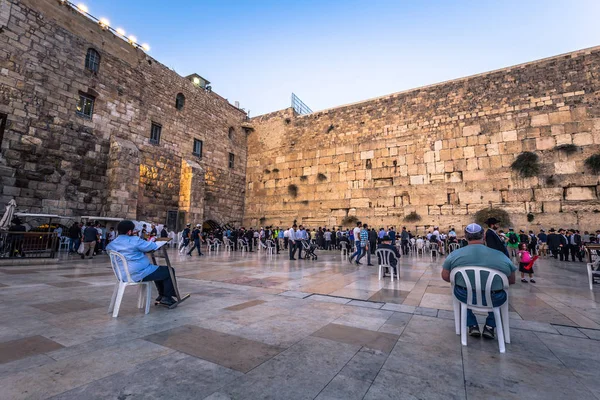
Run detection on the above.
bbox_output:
[482,325,495,340]
[160,297,176,306]
[529,279,536,283]
[155,295,163,302]
[367,263,374,266]
[521,279,528,283]
[348,256,354,264]
[187,253,192,256]
[468,325,481,337]
[355,261,362,265]
[290,258,296,260]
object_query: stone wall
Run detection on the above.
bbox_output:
[0,0,248,227]
[245,48,600,232]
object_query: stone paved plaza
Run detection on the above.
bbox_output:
[1,248,599,400]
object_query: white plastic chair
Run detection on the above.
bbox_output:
[448,243,460,253]
[376,248,398,282]
[59,237,70,253]
[224,237,234,251]
[107,250,152,318]
[238,239,249,253]
[415,242,425,257]
[587,258,600,290]
[430,243,439,260]
[340,241,348,256]
[450,266,510,353]
[265,239,275,255]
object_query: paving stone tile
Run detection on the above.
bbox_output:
[414,306,439,317]
[579,328,600,341]
[0,335,64,364]
[278,290,312,299]
[144,325,284,373]
[364,368,466,400]
[367,288,410,304]
[311,323,399,353]
[347,299,383,309]
[51,351,243,400]
[381,303,416,313]
[224,299,266,311]
[60,272,114,278]
[337,347,388,382]
[29,299,104,315]
[0,269,38,275]
[45,281,92,288]
[554,325,589,338]
[315,374,371,400]
[307,294,351,304]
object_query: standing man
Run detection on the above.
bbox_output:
[389,227,396,246]
[559,228,569,261]
[68,222,81,254]
[484,218,509,257]
[400,227,410,255]
[179,223,191,253]
[187,224,204,256]
[442,223,516,339]
[81,222,98,259]
[547,228,560,259]
[324,229,332,250]
[571,230,583,262]
[289,224,298,260]
[355,223,371,266]
[369,228,378,255]
[349,221,362,263]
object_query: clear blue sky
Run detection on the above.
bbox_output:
[82,0,599,116]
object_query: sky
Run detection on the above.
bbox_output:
[80,0,600,117]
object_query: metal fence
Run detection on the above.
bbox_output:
[291,93,313,115]
[0,231,58,259]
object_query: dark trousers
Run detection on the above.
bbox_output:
[188,239,203,255]
[289,241,296,259]
[454,286,507,328]
[570,245,582,261]
[401,239,409,255]
[325,240,331,250]
[370,241,376,255]
[142,265,176,298]
[356,245,370,264]
[297,240,303,259]
[560,246,569,261]
[284,237,288,249]
[550,246,559,259]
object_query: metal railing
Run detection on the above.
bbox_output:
[0,231,58,259]
[291,93,313,115]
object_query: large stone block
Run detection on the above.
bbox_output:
[564,187,597,201]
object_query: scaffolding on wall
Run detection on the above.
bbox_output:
[291,93,313,115]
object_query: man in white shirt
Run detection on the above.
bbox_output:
[289,224,298,260]
[284,228,290,250]
[349,221,362,262]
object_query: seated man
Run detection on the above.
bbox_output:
[106,220,178,307]
[441,223,516,340]
[377,235,401,277]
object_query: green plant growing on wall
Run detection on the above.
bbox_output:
[299,175,308,181]
[527,213,535,222]
[259,217,266,224]
[403,211,421,222]
[326,124,334,133]
[288,184,298,197]
[511,152,540,178]
[317,173,327,182]
[546,175,556,186]
[554,144,579,155]
[585,154,600,174]
[341,215,359,226]
[474,208,512,228]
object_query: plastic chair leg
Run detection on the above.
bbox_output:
[453,298,461,335]
[144,283,152,314]
[501,303,510,344]
[378,265,382,280]
[137,285,144,309]
[390,267,394,282]
[112,283,126,318]
[108,282,119,313]
[588,264,594,291]
[493,307,506,353]
[460,303,468,346]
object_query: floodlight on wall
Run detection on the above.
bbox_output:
[193,77,201,85]
[116,27,126,36]
[98,18,109,29]
[76,3,88,13]
[141,43,150,52]
[128,35,137,45]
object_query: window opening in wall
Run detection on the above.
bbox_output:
[228,127,234,140]
[85,48,101,73]
[175,93,185,110]
[76,93,95,118]
[150,122,162,145]
[193,139,203,158]
[228,153,235,169]
[0,113,7,146]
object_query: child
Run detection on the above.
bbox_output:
[518,243,535,283]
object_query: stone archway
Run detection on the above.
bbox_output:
[202,219,220,232]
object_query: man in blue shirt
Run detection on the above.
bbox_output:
[107,220,177,306]
[442,223,516,340]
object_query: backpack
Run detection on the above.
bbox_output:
[191,229,199,240]
[508,233,517,244]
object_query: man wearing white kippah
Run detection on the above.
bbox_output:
[441,223,516,340]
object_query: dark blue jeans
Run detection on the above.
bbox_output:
[142,265,176,298]
[454,286,507,328]
[350,241,361,260]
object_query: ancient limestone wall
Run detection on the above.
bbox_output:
[245,48,600,232]
[0,0,247,226]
